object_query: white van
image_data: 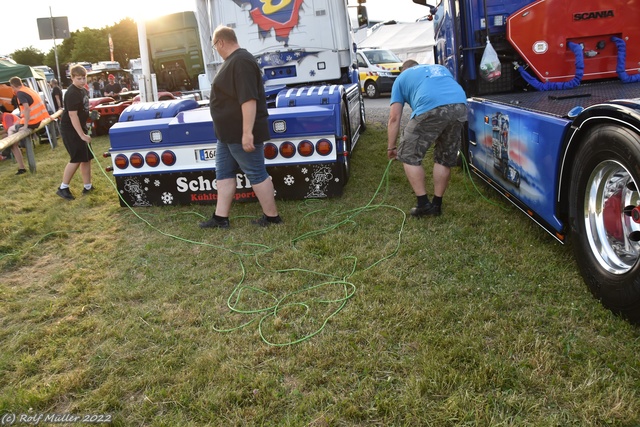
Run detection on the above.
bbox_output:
[356,48,403,98]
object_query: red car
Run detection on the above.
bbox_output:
[90,91,194,135]
[89,91,138,136]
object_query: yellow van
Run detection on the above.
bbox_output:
[356,48,402,98]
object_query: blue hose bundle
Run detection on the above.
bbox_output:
[516,42,584,91]
[612,36,640,83]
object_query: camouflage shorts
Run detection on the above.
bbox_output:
[397,103,467,167]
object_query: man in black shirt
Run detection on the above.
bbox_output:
[50,79,63,110]
[199,25,282,229]
[103,74,122,98]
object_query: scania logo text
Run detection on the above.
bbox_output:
[573,10,614,21]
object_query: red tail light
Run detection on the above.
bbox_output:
[130,153,144,168]
[298,140,314,157]
[316,139,333,156]
[264,143,278,160]
[161,150,176,166]
[114,154,129,169]
[145,151,160,167]
[279,141,296,158]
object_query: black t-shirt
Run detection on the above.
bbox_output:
[16,90,34,108]
[104,82,122,95]
[51,86,63,110]
[61,84,90,132]
[210,48,269,144]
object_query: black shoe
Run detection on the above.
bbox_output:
[82,186,95,195]
[16,169,27,175]
[56,187,75,201]
[410,203,441,217]
[199,215,230,229]
[251,214,284,227]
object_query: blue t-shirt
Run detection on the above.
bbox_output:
[390,64,467,118]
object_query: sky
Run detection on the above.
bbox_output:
[1,0,432,56]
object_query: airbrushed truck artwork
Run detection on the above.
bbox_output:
[107,0,367,207]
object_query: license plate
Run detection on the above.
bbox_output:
[197,148,216,162]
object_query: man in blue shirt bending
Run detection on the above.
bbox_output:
[387,60,467,217]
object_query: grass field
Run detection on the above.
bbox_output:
[1,124,639,426]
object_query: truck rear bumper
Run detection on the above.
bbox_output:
[114,162,346,207]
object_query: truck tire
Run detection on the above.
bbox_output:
[569,125,640,324]
[364,80,379,99]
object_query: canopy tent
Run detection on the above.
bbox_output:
[0,59,46,83]
[358,21,435,65]
[0,59,54,114]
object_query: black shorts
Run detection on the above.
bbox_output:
[61,126,93,163]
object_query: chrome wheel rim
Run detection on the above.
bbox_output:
[585,160,640,274]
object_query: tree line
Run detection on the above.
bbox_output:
[11,18,140,80]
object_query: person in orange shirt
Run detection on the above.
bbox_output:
[6,76,51,175]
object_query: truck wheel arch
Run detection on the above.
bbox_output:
[558,109,640,221]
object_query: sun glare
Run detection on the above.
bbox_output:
[118,1,193,23]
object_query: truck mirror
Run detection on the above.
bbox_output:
[357,5,368,28]
[412,0,437,14]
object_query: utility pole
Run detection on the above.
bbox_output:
[49,6,61,82]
